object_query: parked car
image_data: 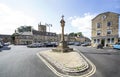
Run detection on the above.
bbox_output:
[44,42,58,47]
[81,42,91,46]
[3,42,10,46]
[74,42,81,46]
[0,42,3,48]
[113,43,120,49]
[97,44,103,49]
[27,43,43,48]
[67,42,74,45]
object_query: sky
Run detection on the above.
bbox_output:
[0,0,120,38]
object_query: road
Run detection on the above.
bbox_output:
[0,45,57,77]
[71,46,120,77]
[0,45,120,77]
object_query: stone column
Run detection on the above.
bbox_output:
[52,15,73,52]
[60,15,65,42]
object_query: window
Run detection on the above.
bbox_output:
[102,15,106,20]
[96,23,101,28]
[97,30,101,35]
[94,39,96,43]
[107,38,110,43]
[97,39,100,43]
[107,30,112,35]
[107,21,112,27]
[111,38,114,43]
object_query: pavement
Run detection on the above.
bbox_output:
[37,49,96,77]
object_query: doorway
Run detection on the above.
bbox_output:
[101,39,105,46]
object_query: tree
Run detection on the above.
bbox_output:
[69,32,83,37]
[77,32,83,37]
[17,26,32,33]
[69,32,75,36]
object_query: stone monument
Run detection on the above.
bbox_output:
[52,15,73,52]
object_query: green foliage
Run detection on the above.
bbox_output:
[77,32,83,36]
[17,26,32,33]
[69,32,83,37]
[69,32,75,36]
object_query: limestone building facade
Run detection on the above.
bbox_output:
[14,24,58,45]
[91,12,119,47]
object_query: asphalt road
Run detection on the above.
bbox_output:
[71,46,120,77]
[0,45,120,77]
[0,45,57,77]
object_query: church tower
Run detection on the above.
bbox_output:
[38,22,46,32]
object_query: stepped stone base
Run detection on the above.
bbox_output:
[38,50,90,75]
[52,41,73,52]
[52,47,73,52]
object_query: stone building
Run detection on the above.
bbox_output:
[38,23,46,32]
[32,30,58,43]
[0,34,11,43]
[91,12,120,47]
[57,34,89,44]
[14,24,58,45]
[15,34,33,45]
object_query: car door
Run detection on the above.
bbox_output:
[117,43,120,49]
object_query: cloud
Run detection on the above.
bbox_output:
[0,3,37,34]
[69,13,96,38]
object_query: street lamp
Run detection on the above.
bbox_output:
[45,23,52,32]
[45,23,52,42]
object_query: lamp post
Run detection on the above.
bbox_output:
[45,23,52,42]
[45,23,52,32]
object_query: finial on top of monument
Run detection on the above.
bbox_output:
[62,15,64,20]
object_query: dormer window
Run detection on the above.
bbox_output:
[102,15,106,20]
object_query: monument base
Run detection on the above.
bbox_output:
[52,47,73,52]
[52,41,73,52]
